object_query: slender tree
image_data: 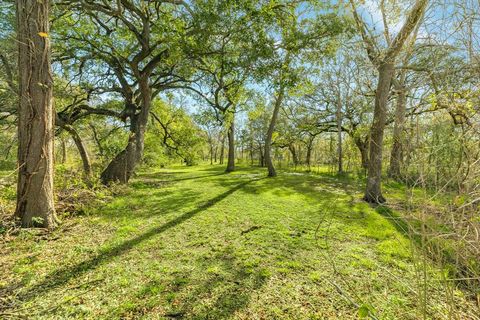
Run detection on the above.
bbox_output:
[350,0,428,203]
[263,4,346,177]
[183,0,268,172]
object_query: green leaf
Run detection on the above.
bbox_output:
[358,304,373,318]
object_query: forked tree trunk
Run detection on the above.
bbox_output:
[364,62,395,203]
[15,0,58,228]
[225,118,235,172]
[265,86,285,177]
[358,0,428,204]
[388,77,407,180]
[63,125,92,177]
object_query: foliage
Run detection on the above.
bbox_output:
[1,165,478,318]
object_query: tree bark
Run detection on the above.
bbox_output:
[306,136,314,169]
[336,93,343,173]
[265,86,285,177]
[63,125,92,177]
[364,62,394,203]
[388,76,407,180]
[357,0,428,203]
[258,144,265,167]
[101,79,151,184]
[219,135,225,165]
[225,117,235,172]
[15,0,58,228]
[288,143,299,166]
[354,138,369,170]
[209,139,214,165]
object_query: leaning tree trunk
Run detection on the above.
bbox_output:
[100,114,137,184]
[388,74,407,180]
[101,80,152,184]
[63,125,92,177]
[265,86,285,177]
[364,62,395,204]
[15,0,58,228]
[225,117,235,172]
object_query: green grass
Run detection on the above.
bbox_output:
[0,165,478,319]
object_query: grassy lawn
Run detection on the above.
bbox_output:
[0,165,477,319]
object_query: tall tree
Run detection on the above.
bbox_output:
[58,0,191,184]
[263,3,345,177]
[15,0,58,228]
[350,0,428,203]
[183,0,268,172]
[388,22,422,180]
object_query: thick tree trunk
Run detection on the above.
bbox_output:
[225,118,235,172]
[388,75,407,180]
[100,132,136,184]
[265,87,285,177]
[364,62,395,204]
[15,0,58,228]
[63,125,92,177]
[101,80,152,184]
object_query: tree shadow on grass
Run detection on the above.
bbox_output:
[223,172,346,201]
[117,246,268,319]
[98,188,201,220]
[177,249,268,319]
[3,178,261,313]
[134,171,226,186]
